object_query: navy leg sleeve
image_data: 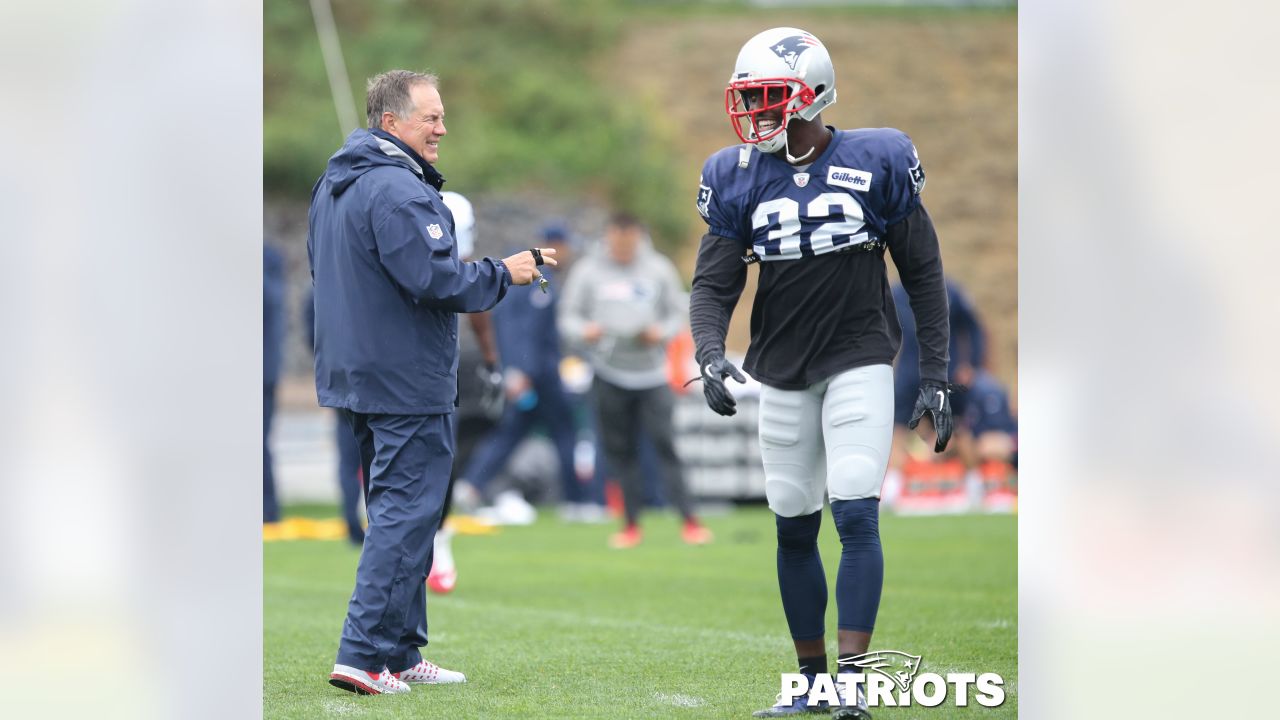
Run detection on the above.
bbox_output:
[830,498,884,633]
[775,511,827,641]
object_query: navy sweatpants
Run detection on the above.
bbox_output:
[335,410,454,673]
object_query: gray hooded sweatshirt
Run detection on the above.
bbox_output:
[559,242,688,390]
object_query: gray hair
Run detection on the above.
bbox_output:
[365,70,439,129]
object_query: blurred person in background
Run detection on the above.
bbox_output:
[309,69,552,695]
[962,366,1018,509]
[264,242,286,527]
[303,291,367,546]
[964,368,1016,460]
[426,189,504,595]
[560,212,712,549]
[688,28,953,717]
[883,277,986,507]
[455,223,604,526]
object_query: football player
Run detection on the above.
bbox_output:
[427,190,503,594]
[688,28,954,719]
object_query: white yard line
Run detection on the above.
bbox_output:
[654,691,705,708]
[266,575,786,651]
[439,595,787,652]
[321,698,366,716]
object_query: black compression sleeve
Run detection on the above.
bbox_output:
[689,232,748,365]
[886,205,950,381]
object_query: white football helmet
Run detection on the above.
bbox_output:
[726,27,837,156]
[440,191,475,259]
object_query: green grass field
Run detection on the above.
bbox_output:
[265,507,1016,719]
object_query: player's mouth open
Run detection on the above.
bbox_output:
[755,117,781,134]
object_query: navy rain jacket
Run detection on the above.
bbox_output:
[308,129,511,414]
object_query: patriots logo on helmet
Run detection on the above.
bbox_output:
[769,34,819,71]
[837,651,922,693]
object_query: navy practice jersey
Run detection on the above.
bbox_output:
[689,127,950,390]
[698,127,925,258]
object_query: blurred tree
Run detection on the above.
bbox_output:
[264,0,688,250]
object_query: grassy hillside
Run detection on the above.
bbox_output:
[265,0,688,244]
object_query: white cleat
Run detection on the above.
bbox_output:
[328,664,411,695]
[451,479,482,514]
[560,502,611,524]
[832,681,871,720]
[427,526,457,594]
[392,659,467,684]
[475,490,536,526]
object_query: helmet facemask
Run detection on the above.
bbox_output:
[725,78,817,154]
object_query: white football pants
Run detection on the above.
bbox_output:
[757,364,895,517]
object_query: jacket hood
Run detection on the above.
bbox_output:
[322,129,444,197]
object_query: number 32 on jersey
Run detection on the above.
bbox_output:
[751,193,869,261]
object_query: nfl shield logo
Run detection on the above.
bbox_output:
[426,223,444,240]
[793,173,810,188]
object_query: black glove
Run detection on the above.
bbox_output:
[477,363,505,421]
[700,354,747,416]
[908,378,956,452]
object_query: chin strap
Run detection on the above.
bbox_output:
[785,140,814,164]
[781,119,815,164]
[752,110,817,163]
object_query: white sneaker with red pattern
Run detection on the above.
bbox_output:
[328,664,411,695]
[392,659,467,684]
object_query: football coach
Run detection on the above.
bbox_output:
[308,69,555,695]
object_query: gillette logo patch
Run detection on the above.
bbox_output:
[827,166,872,192]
